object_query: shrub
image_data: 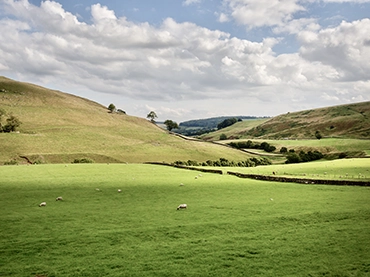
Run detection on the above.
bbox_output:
[285,150,323,164]
[217,118,237,130]
[315,130,322,140]
[280,147,288,153]
[1,114,21,133]
[72,158,94,164]
[228,140,276,153]
[4,159,18,165]
[285,153,301,164]
[219,134,227,140]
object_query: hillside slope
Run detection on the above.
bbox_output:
[246,102,370,139]
[204,102,369,140]
[0,76,251,164]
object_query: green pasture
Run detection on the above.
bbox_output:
[1,164,370,276]
[224,158,370,181]
[220,138,370,154]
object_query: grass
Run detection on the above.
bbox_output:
[0,76,252,164]
[200,118,269,141]
[221,158,370,181]
[1,163,370,276]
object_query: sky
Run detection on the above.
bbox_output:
[0,0,369,122]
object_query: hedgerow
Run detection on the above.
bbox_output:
[174,157,271,167]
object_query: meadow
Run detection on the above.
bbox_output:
[1,163,370,276]
[224,158,370,181]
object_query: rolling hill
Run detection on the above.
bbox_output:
[201,101,370,140]
[0,76,251,164]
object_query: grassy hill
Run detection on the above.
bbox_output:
[243,102,370,139]
[202,102,370,140]
[0,76,251,164]
[200,118,270,141]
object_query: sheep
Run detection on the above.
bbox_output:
[118,189,122,193]
[177,204,187,210]
[180,183,184,186]
[39,202,46,207]
[56,196,63,201]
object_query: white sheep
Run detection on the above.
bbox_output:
[180,183,184,186]
[56,196,63,201]
[177,204,187,210]
[118,189,121,193]
[39,202,46,207]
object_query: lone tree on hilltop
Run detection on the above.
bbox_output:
[108,103,116,113]
[147,111,158,123]
[164,119,179,131]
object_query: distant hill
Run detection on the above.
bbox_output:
[0,76,251,164]
[179,116,268,129]
[202,101,370,140]
[173,116,269,136]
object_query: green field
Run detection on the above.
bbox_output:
[1,163,369,276]
[224,158,370,181]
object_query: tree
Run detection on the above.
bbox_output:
[0,108,5,131]
[2,114,21,132]
[108,103,116,113]
[147,111,157,123]
[219,134,227,140]
[217,118,237,130]
[164,119,179,131]
[280,147,288,153]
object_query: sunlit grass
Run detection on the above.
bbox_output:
[1,164,369,276]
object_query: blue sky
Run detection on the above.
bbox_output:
[1,0,369,122]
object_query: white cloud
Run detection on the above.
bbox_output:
[182,0,202,6]
[91,3,117,21]
[299,18,370,82]
[0,0,369,121]
[223,0,305,28]
[217,12,230,23]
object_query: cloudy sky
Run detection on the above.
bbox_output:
[0,0,369,122]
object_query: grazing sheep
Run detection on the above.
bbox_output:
[39,202,46,207]
[180,183,184,186]
[118,189,121,193]
[177,204,187,210]
[56,196,63,201]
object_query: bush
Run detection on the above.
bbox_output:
[280,147,288,153]
[285,150,323,164]
[173,157,271,168]
[228,140,276,152]
[72,158,94,164]
[217,118,238,130]
[285,153,301,164]
[315,130,322,140]
[219,134,227,140]
[4,159,18,165]
[1,114,21,133]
